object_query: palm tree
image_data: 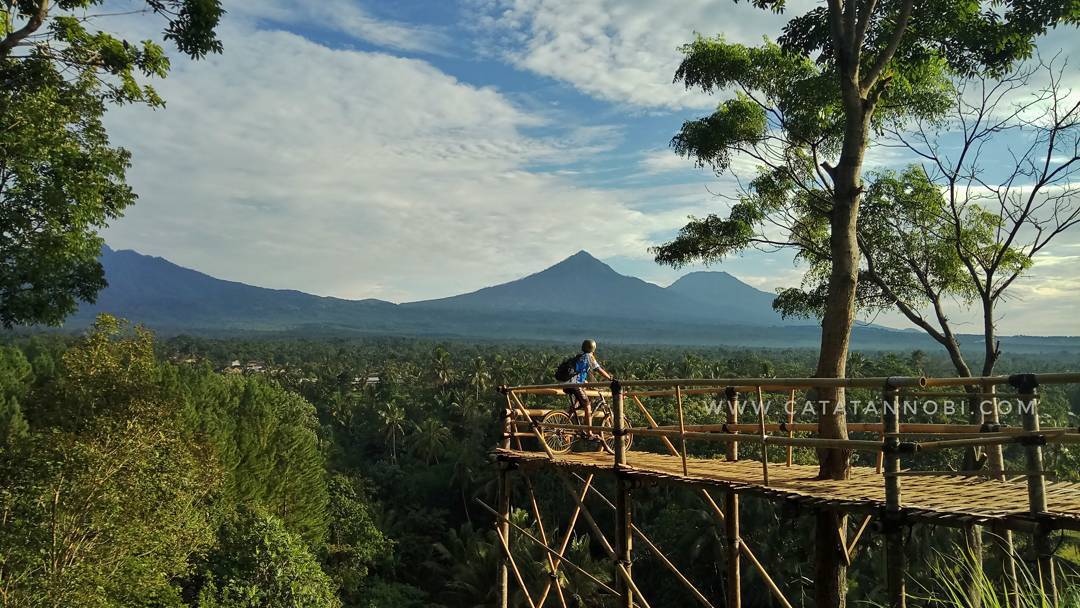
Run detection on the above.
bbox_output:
[468,356,491,400]
[432,346,454,388]
[377,401,406,464]
[410,418,451,465]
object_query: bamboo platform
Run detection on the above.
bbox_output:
[495,447,1080,532]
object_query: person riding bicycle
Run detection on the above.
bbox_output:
[561,339,613,437]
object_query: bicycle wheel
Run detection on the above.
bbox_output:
[540,410,574,454]
[599,412,633,455]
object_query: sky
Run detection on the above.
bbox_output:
[97,0,1080,335]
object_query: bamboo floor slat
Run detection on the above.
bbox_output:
[495,448,1080,531]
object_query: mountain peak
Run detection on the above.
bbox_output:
[545,250,612,273]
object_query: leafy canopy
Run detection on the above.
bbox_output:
[0,0,223,327]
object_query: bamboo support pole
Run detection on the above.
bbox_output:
[538,472,594,605]
[497,465,511,608]
[509,392,557,459]
[726,387,739,462]
[883,383,907,608]
[986,383,1021,608]
[756,386,769,485]
[1014,375,1057,607]
[675,385,689,476]
[611,381,634,608]
[476,499,619,597]
[574,475,716,608]
[787,389,795,467]
[519,471,568,608]
[725,489,741,608]
[846,515,872,562]
[495,519,538,608]
[836,512,851,566]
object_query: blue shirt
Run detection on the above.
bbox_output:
[572,353,600,384]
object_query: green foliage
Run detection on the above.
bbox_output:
[0,315,219,607]
[0,0,222,327]
[0,56,136,327]
[198,508,341,608]
[324,475,391,604]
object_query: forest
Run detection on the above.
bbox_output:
[2,316,1078,607]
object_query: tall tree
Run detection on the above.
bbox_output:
[0,0,223,327]
[655,2,1078,604]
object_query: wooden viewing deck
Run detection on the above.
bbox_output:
[495,448,1080,532]
[490,373,1080,608]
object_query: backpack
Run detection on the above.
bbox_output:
[554,353,585,382]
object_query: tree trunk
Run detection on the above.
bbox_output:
[812,75,868,608]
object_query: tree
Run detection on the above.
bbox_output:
[377,401,406,464]
[198,508,341,608]
[410,418,451,465]
[654,2,1078,604]
[0,315,219,606]
[0,0,223,327]
[468,356,491,401]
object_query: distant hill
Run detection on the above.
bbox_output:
[65,247,1080,352]
[73,246,398,329]
[404,250,790,326]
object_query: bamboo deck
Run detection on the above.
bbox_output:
[495,448,1080,532]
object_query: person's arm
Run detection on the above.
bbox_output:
[591,355,613,381]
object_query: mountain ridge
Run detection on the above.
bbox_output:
[65,247,1080,351]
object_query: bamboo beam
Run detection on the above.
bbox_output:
[612,381,633,608]
[476,499,618,597]
[675,385,689,476]
[628,428,885,452]
[538,473,595,605]
[507,375,928,392]
[631,395,679,455]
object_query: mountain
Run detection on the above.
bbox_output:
[73,246,399,330]
[63,247,1080,352]
[404,250,788,325]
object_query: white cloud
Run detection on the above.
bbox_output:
[231,0,452,54]
[101,21,698,302]
[471,0,800,109]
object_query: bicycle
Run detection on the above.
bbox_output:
[539,391,632,455]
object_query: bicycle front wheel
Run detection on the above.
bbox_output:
[540,410,574,454]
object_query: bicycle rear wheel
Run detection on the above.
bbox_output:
[540,410,574,454]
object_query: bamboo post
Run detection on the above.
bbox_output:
[723,386,741,608]
[985,382,1020,608]
[787,389,795,467]
[503,392,514,450]
[612,380,634,608]
[1012,374,1057,607]
[676,384,689,476]
[883,381,906,608]
[726,386,739,461]
[497,464,512,608]
[757,385,769,485]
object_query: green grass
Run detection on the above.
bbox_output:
[911,545,1080,608]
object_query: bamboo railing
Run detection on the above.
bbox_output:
[494,372,1080,608]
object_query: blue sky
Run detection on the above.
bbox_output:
[99,0,1080,335]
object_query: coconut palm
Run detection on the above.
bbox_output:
[377,401,406,464]
[468,356,491,400]
[410,418,451,465]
